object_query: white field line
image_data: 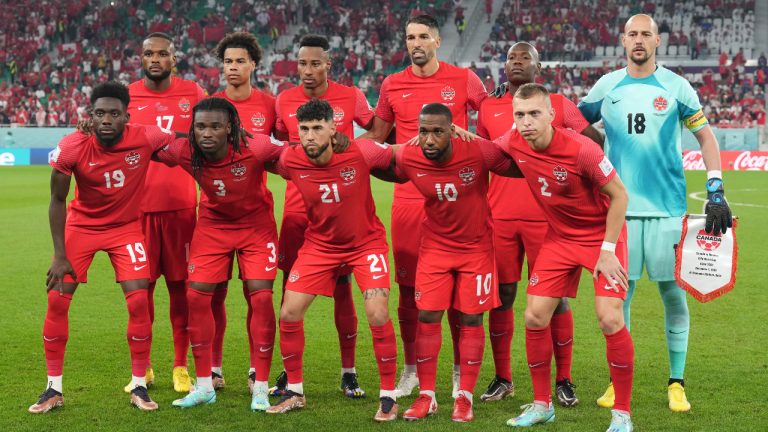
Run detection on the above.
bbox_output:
[688,189,768,209]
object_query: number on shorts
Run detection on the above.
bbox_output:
[213,179,226,196]
[367,253,389,274]
[538,177,552,197]
[435,182,458,201]
[103,170,125,188]
[267,242,277,263]
[320,183,340,203]
[475,273,492,297]
[126,242,147,264]
[156,115,174,131]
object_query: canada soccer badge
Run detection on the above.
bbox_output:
[695,229,722,251]
[553,165,568,183]
[251,112,266,128]
[340,166,356,183]
[125,151,141,167]
[529,273,539,286]
[289,271,300,282]
[441,85,456,101]
[653,96,668,112]
[333,106,345,123]
[458,166,476,184]
[231,162,247,178]
[178,97,191,113]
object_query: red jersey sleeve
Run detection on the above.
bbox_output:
[353,86,375,127]
[393,146,409,179]
[274,93,288,134]
[50,132,87,176]
[560,96,590,132]
[577,140,615,188]
[374,78,395,123]
[357,139,392,170]
[275,148,291,180]
[465,70,487,111]
[476,137,513,174]
[249,134,287,162]
[142,124,176,151]
[154,137,190,167]
[196,83,208,100]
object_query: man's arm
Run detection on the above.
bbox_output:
[369,144,408,183]
[693,124,721,171]
[580,125,604,147]
[693,124,732,234]
[47,169,76,290]
[593,175,629,291]
[358,116,394,143]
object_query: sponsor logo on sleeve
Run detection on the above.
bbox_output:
[598,156,614,177]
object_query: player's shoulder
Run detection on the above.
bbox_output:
[251,88,276,104]
[57,130,92,150]
[247,133,285,148]
[591,68,627,92]
[480,90,510,110]
[439,61,469,76]
[557,127,601,152]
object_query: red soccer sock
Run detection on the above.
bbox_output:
[489,308,514,382]
[243,284,255,369]
[397,285,418,365]
[279,320,305,384]
[249,289,276,381]
[125,290,152,377]
[459,325,485,394]
[333,280,358,369]
[211,287,227,368]
[551,309,574,382]
[415,321,442,392]
[526,326,553,405]
[605,326,634,413]
[167,280,189,368]
[370,320,398,391]
[186,289,214,378]
[147,281,156,324]
[43,290,72,376]
[448,308,461,366]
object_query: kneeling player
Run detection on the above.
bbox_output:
[265,99,399,421]
[501,84,634,432]
[31,82,176,413]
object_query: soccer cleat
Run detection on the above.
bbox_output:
[403,394,438,421]
[480,375,515,402]
[452,394,474,422]
[596,383,615,408]
[123,367,155,393]
[340,372,365,398]
[606,410,634,432]
[268,370,288,397]
[451,368,460,399]
[248,371,256,394]
[172,388,216,408]
[506,403,555,427]
[668,383,691,412]
[212,371,225,390]
[374,396,398,422]
[251,385,270,412]
[172,366,192,393]
[130,386,159,411]
[555,379,579,407]
[265,390,306,414]
[28,388,64,414]
[394,370,419,398]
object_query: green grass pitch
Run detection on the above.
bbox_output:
[0,166,765,431]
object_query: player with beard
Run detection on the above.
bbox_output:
[123,32,207,394]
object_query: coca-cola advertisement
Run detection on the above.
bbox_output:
[682,151,768,171]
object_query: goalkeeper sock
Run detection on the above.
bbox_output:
[659,281,689,380]
[623,280,637,332]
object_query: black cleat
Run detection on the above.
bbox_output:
[28,387,64,414]
[480,375,515,402]
[340,372,365,398]
[556,379,579,407]
[268,370,288,397]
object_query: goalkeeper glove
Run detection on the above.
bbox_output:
[488,82,509,98]
[704,177,732,236]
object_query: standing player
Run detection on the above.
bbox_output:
[503,84,634,432]
[211,31,277,389]
[271,34,376,398]
[579,14,732,412]
[30,82,175,413]
[361,14,487,398]
[476,42,602,405]
[265,99,399,422]
[155,98,283,411]
[391,103,520,422]
[124,32,207,394]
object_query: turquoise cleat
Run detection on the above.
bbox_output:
[172,388,216,408]
[251,386,270,412]
[606,410,633,432]
[506,403,555,427]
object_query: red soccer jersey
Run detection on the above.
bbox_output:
[394,138,513,252]
[276,139,391,253]
[212,89,276,136]
[478,91,590,221]
[128,76,207,212]
[155,135,285,229]
[50,125,175,231]
[275,80,375,213]
[376,61,487,202]
[498,127,616,244]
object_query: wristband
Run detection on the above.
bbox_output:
[601,241,616,252]
[707,170,722,180]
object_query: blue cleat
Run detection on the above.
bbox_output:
[251,385,270,412]
[506,403,555,427]
[606,410,633,432]
[172,388,216,408]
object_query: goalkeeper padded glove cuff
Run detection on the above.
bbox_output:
[704,177,732,236]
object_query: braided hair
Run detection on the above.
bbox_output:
[189,97,244,180]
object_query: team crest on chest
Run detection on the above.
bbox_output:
[251,112,266,127]
[553,165,568,183]
[178,98,191,113]
[458,166,476,185]
[653,96,668,112]
[231,162,247,178]
[340,166,357,183]
[441,85,456,101]
[125,151,141,167]
[333,106,345,123]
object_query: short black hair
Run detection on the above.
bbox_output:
[420,103,452,122]
[406,14,440,32]
[299,34,330,51]
[91,81,130,108]
[296,99,333,123]
[145,32,173,42]
[215,32,263,65]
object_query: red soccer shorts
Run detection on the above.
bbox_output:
[527,230,629,300]
[63,222,150,283]
[278,211,308,272]
[188,223,278,283]
[286,243,391,296]
[415,247,500,314]
[391,202,425,286]
[493,219,549,284]
[142,208,196,282]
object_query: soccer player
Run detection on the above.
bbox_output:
[265,99,399,422]
[361,14,487,398]
[578,14,732,413]
[124,32,207,394]
[155,97,283,411]
[271,34,376,398]
[391,103,521,422]
[476,42,602,405]
[502,84,634,432]
[210,31,277,389]
[30,82,176,413]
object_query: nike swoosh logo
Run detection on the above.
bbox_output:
[494,112,505,117]
[610,362,629,368]
[289,113,296,117]
[517,159,526,163]
[43,336,59,342]
[134,265,147,271]
[669,330,687,334]
[467,360,482,365]
[191,343,203,348]
[282,354,295,360]
[529,361,546,368]
[416,357,432,363]
[402,93,413,98]
[416,173,427,177]
[381,357,396,362]
[131,336,150,341]
[490,332,507,337]
[611,99,621,104]
[300,174,310,179]
[88,162,98,166]
[372,274,386,279]
[479,297,490,305]
[137,105,149,110]
[259,346,273,352]
[556,338,573,347]
[265,265,277,271]
[346,333,357,339]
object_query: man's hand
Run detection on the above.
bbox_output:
[77,118,94,135]
[489,82,509,98]
[332,132,350,153]
[452,124,478,142]
[704,178,732,235]
[46,257,77,292]
[593,250,628,292]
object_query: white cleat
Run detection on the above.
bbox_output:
[394,370,419,398]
